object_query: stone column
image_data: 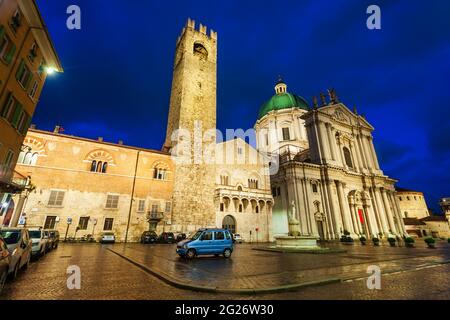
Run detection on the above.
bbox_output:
[368,136,381,170]
[381,188,397,234]
[362,205,372,237]
[352,205,362,234]
[353,136,364,172]
[293,177,308,235]
[319,180,335,239]
[369,187,384,234]
[304,179,318,236]
[367,201,380,236]
[392,192,408,234]
[9,195,26,227]
[374,188,389,234]
[326,180,342,237]
[319,122,331,163]
[362,135,374,169]
[336,181,353,234]
[388,191,404,235]
[326,123,337,161]
[357,134,370,169]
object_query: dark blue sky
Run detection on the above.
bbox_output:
[35,0,450,212]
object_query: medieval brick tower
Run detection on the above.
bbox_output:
[163,18,217,231]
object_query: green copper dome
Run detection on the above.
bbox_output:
[258,80,310,119]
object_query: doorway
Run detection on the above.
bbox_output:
[222,215,236,234]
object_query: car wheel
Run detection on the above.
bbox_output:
[13,261,20,279]
[25,255,31,269]
[0,272,7,293]
[223,249,232,258]
[186,249,196,259]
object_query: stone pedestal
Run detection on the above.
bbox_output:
[275,235,320,249]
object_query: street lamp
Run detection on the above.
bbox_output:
[45,66,57,75]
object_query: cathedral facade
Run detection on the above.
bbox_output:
[255,81,407,240]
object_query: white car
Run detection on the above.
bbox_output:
[233,233,243,243]
[99,232,115,244]
[28,228,48,257]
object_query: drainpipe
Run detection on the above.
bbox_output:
[124,150,140,243]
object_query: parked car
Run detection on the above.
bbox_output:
[141,231,158,244]
[158,232,175,244]
[46,230,60,249]
[99,232,115,244]
[176,233,187,242]
[233,233,243,243]
[0,228,32,278]
[0,237,11,293]
[176,228,234,259]
[28,228,48,257]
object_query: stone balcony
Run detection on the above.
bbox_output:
[0,165,29,193]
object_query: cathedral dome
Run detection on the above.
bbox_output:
[258,79,309,119]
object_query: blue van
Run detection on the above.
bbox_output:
[176,228,234,259]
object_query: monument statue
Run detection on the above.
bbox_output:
[288,201,301,237]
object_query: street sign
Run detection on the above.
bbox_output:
[67,217,72,224]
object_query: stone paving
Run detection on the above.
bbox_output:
[1,241,450,300]
[109,241,450,291]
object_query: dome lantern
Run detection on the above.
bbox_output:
[274,76,287,95]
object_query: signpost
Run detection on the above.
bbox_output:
[64,217,72,242]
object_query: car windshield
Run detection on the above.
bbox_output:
[190,231,203,240]
[29,231,42,238]
[0,231,20,244]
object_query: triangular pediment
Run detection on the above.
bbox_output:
[319,103,374,130]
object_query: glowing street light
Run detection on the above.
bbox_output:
[45,66,57,75]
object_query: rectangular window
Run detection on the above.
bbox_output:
[105,194,119,209]
[0,26,16,65]
[165,202,171,212]
[312,184,318,193]
[1,93,16,121]
[78,217,89,230]
[29,81,38,99]
[237,147,243,155]
[16,60,32,89]
[137,199,146,212]
[151,204,159,213]
[282,127,290,141]
[220,203,224,212]
[265,133,269,146]
[44,216,57,229]
[201,231,213,241]
[103,218,114,231]
[48,190,65,206]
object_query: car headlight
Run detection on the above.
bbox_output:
[183,244,188,249]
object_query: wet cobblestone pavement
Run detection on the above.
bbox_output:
[1,242,450,300]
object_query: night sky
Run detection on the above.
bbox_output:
[34,0,449,212]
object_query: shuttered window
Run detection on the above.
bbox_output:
[137,199,146,212]
[105,194,119,209]
[0,25,16,65]
[48,190,65,206]
[16,59,32,89]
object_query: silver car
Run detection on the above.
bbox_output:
[28,228,48,257]
[0,228,32,278]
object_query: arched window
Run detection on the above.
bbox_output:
[343,147,353,168]
[220,175,229,185]
[193,42,208,60]
[90,160,97,172]
[96,161,103,173]
[31,153,38,165]
[24,152,33,165]
[102,162,108,173]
